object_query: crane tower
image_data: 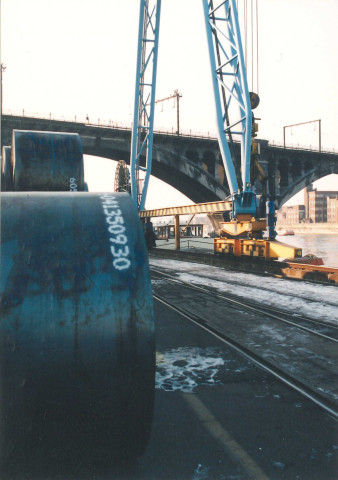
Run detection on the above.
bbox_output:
[130,0,269,238]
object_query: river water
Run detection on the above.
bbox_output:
[276,233,338,267]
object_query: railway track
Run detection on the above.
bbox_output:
[150,266,338,342]
[150,266,338,419]
[173,270,338,310]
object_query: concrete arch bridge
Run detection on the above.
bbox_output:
[2,114,338,207]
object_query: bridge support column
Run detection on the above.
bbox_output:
[174,214,180,250]
[268,156,280,199]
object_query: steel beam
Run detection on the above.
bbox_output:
[139,199,232,218]
[130,0,162,210]
[202,0,252,192]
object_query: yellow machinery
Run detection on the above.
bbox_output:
[214,236,302,260]
[214,212,302,260]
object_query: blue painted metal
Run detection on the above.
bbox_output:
[130,0,162,210]
[131,0,257,220]
[232,190,257,218]
[0,192,155,467]
[202,0,252,194]
[202,0,258,220]
[202,0,238,195]
[11,130,84,191]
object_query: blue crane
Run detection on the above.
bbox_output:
[130,0,276,239]
[130,0,161,211]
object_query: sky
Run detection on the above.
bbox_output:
[1,0,337,208]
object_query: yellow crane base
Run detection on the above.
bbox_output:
[219,219,266,238]
[214,238,302,260]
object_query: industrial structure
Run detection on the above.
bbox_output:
[1,1,338,475]
[129,0,306,261]
[2,115,337,206]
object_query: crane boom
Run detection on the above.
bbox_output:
[130,0,161,210]
[202,0,256,219]
[131,0,258,224]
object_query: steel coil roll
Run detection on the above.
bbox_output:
[0,192,155,470]
[11,130,85,191]
[1,146,13,191]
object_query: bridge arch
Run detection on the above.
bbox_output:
[202,151,216,177]
[2,115,337,206]
[278,159,289,187]
[279,170,338,207]
[185,149,199,163]
[83,154,193,208]
[291,159,302,180]
[81,142,229,204]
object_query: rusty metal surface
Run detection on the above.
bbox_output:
[282,262,338,284]
[11,130,85,191]
[0,192,155,469]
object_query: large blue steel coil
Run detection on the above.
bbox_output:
[11,130,85,191]
[0,192,155,471]
[1,146,13,191]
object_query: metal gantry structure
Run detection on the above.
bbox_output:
[130,0,162,211]
[130,0,257,220]
[202,0,252,197]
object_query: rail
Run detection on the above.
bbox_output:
[2,109,337,154]
[151,268,338,418]
[155,238,214,250]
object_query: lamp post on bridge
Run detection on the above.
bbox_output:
[283,119,321,152]
[1,63,6,119]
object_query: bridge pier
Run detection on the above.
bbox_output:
[1,115,337,206]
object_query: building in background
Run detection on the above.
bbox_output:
[277,205,306,225]
[278,185,338,224]
[304,185,311,220]
[308,189,338,223]
[327,197,338,223]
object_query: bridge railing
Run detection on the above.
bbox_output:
[3,108,337,154]
[2,108,220,140]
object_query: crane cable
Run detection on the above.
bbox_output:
[244,0,248,68]
[251,0,254,91]
[241,0,259,96]
[256,0,259,95]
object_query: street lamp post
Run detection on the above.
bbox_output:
[1,63,6,118]
[173,89,181,136]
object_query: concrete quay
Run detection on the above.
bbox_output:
[277,222,338,234]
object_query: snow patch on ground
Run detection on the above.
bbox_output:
[150,258,338,326]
